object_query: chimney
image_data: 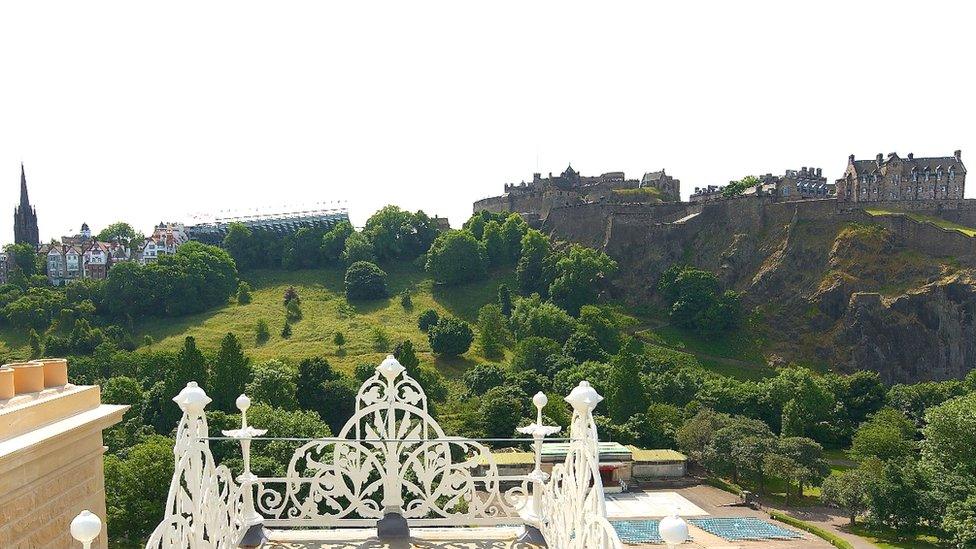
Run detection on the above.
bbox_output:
[876,153,884,165]
[849,154,855,163]
[908,153,914,160]
[816,168,822,177]
[955,150,962,162]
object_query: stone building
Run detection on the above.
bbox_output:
[690,167,831,203]
[139,222,188,264]
[836,150,966,202]
[0,361,126,549]
[13,163,39,248]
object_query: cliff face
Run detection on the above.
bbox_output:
[546,199,976,383]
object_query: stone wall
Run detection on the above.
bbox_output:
[0,385,126,549]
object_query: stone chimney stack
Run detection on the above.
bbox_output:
[816,168,822,177]
[849,154,855,164]
[955,150,962,162]
[876,153,884,165]
[908,153,914,160]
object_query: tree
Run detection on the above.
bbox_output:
[497,283,513,317]
[169,336,208,396]
[763,365,835,438]
[658,265,740,333]
[97,221,140,247]
[509,295,578,343]
[921,392,976,478]
[511,336,562,375]
[943,495,976,549]
[606,351,650,423]
[255,319,270,344]
[246,360,298,409]
[866,458,931,536]
[3,242,39,277]
[516,230,551,296]
[677,408,731,463]
[285,299,302,321]
[850,408,916,462]
[363,206,439,261]
[477,304,509,359]
[425,230,487,285]
[399,289,412,309]
[418,309,440,333]
[393,339,421,375]
[341,232,376,264]
[771,436,830,499]
[822,467,874,525]
[501,214,528,263]
[703,415,775,486]
[461,363,506,396]
[104,435,174,542]
[578,305,622,354]
[722,175,760,198]
[549,245,618,315]
[563,330,607,363]
[222,223,255,269]
[296,356,340,411]
[333,331,345,347]
[886,380,967,427]
[280,322,292,339]
[344,261,388,300]
[483,220,507,267]
[321,221,354,264]
[210,333,252,411]
[283,286,300,306]
[428,316,474,357]
[480,385,527,438]
[236,280,253,304]
[28,328,41,358]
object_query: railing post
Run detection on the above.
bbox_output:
[516,391,560,543]
[221,393,267,547]
[375,355,410,538]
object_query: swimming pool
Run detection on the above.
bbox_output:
[690,517,803,541]
[611,520,691,544]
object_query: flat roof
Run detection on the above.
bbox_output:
[628,446,687,463]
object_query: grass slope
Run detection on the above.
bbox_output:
[134,262,514,378]
[865,208,976,237]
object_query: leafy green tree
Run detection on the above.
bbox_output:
[509,294,578,343]
[320,221,354,264]
[210,333,252,411]
[418,308,440,333]
[363,206,439,261]
[28,328,41,357]
[606,351,650,423]
[511,336,562,375]
[393,339,421,374]
[341,232,376,264]
[850,408,916,462]
[549,245,617,315]
[866,458,931,536]
[425,230,487,285]
[3,242,39,277]
[399,289,412,309]
[943,495,976,549]
[4,287,65,331]
[236,280,253,304]
[763,365,836,438]
[169,336,208,397]
[501,214,528,262]
[480,385,527,438]
[104,435,174,542]
[428,316,474,357]
[333,331,345,347]
[245,403,332,471]
[721,175,759,198]
[318,377,359,433]
[461,363,506,396]
[222,223,255,269]
[676,408,731,463]
[246,359,298,409]
[516,229,551,296]
[255,319,270,344]
[464,214,487,240]
[821,466,874,525]
[477,304,509,359]
[280,322,292,339]
[552,360,611,397]
[296,356,340,413]
[658,265,740,333]
[771,436,830,499]
[921,392,976,477]
[482,220,507,267]
[497,283,513,317]
[703,415,775,485]
[563,330,607,363]
[886,380,967,427]
[285,298,302,321]
[283,286,300,305]
[578,305,622,354]
[344,261,388,300]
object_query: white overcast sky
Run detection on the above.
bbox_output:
[1,1,973,243]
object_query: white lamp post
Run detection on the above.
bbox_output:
[70,510,102,549]
[516,392,561,529]
[659,512,689,548]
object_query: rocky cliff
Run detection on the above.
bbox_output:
[546,199,976,383]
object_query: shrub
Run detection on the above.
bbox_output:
[256,319,270,344]
[280,322,292,339]
[371,326,390,352]
[237,281,253,304]
[333,331,345,347]
[418,309,440,333]
[400,290,412,309]
[428,316,474,357]
[425,230,487,285]
[344,261,388,300]
[283,286,300,306]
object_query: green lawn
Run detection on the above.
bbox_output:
[134,262,514,378]
[865,208,976,237]
[847,524,946,549]
[638,324,773,381]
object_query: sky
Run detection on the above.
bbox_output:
[0,1,973,243]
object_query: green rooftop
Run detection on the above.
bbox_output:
[628,447,687,463]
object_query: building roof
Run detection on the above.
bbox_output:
[849,152,966,175]
[627,447,687,463]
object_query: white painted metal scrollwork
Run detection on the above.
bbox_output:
[145,383,247,549]
[254,355,531,527]
[539,381,624,549]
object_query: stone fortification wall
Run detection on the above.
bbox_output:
[473,190,579,219]
[543,202,695,249]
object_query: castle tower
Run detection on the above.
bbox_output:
[13,163,39,248]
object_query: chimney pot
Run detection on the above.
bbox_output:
[876,153,884,164]
[908,153,914,160]
[849,154,855,163]
[955,150,962,161]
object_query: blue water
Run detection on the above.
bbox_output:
[611,520,693,545]
[690,517,802,541]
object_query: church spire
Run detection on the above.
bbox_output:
[20,163,30,208]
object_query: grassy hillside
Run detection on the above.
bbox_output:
[133,262,514,377]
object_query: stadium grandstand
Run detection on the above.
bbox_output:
[185,202,350,244]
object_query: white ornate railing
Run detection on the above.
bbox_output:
[145,355,622,548]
